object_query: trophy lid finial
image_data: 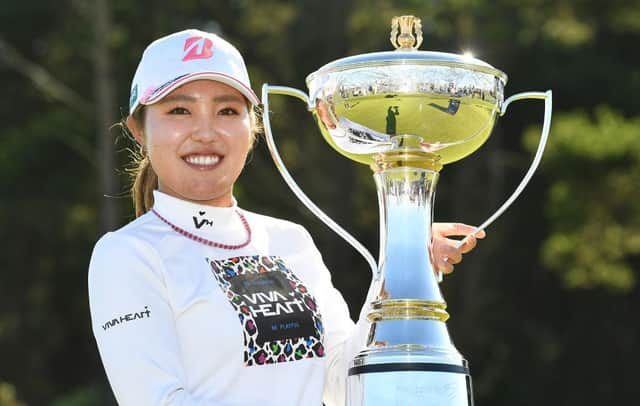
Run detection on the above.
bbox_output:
[391,15,423,51]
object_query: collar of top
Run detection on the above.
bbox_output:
[128,29,260,115]
[151,191,246,238]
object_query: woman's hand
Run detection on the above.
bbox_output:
[431,223,486,274]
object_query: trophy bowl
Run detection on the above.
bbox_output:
[307,50,507,167]
[261,15,552,406]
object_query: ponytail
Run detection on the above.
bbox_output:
[126,107,157,217]
[131,155,157,217]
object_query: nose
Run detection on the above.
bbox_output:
[190,115,220,143]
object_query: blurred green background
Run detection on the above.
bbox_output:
[1,0,639,405]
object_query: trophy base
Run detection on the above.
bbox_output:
[347,348,473,406]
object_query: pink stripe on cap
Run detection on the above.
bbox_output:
[143,71,260,106]
[139,86,157,104]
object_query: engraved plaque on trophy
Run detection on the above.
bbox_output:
[262,15,552,405]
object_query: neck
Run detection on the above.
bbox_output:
[157,185,234,208]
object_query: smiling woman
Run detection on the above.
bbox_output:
[127,85,262,217]
[127,80,254,208]
[87,29,484,406]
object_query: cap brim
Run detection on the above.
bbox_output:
[141,71,261,108]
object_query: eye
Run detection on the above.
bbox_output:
[218,107,239,116]
[168,107,190,115]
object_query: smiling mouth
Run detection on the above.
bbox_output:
[183,154,221,168]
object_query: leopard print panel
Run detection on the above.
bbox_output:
[208,256,325,367]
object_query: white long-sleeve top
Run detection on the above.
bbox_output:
[88,191,362,405]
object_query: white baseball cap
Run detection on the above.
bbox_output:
[128,29,260,115]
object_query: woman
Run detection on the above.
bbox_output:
[88,29,484,406]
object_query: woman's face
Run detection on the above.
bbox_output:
[128,80,252,207]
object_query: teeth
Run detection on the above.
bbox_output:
[185,155,220,166]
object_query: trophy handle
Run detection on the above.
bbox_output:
[261,84,379,278]
[454,90,553,250]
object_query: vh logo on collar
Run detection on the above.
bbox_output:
[182,36,214,61]
[193,211,214,229]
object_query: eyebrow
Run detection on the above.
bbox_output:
[159,93,245,104]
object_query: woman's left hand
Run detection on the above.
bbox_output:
[431,223,486,274]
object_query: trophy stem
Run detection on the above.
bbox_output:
[346,157,473,406]
[365,165,454,349]
[374,166,443,306]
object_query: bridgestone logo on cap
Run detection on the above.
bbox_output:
[182,36,214,62]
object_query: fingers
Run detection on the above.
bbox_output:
[440,243,463,264]
[439,258,454,274]
[433,222,486,239]
[431,223,486,274]
[436,255,458,274]
[459,234,478,254]
[433,238,461,274]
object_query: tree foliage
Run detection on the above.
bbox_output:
[526,107,640,291]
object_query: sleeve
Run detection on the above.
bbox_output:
[296,227,372,406]
[88,232,229,406]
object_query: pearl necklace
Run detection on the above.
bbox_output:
[152,208,252,250]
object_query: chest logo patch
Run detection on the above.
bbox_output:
[208,255,325,366]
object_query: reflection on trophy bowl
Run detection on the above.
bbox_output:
[307,52,507,166]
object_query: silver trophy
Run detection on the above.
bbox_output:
[262,15,552,405]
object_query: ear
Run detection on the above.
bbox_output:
[126,115,145,146]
